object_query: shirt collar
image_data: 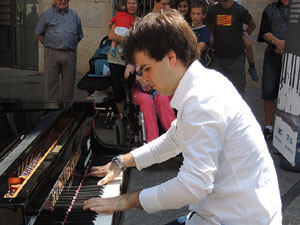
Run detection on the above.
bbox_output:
[171,60,205,110]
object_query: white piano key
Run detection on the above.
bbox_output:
[93,175,122,225]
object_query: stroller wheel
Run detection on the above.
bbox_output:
[114,119,126,145]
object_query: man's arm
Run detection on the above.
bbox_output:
[198,42,208,58]
[35,34,43,44]
[245,19,256,35]
[108,23,124,43]
[83,190,143,213]
[262,32,285,54]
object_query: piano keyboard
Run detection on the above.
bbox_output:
[33,154,123,225]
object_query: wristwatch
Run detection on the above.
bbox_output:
[111,155,127,172]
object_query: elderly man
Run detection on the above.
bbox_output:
[34,0,83,101]
[83,10,282,225]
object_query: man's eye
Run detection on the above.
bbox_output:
[144,67,150,72]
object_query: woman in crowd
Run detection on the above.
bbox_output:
[175,0,191,25]
[107,0,139,118]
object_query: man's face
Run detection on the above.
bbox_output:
[190,8,205,26]
[161,0,171,11]
[55,0,69,12]
[135,51,175,95]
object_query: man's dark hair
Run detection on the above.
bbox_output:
[123,9,199,67]
[190,1,207,14]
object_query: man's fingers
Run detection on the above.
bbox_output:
[97,174,114,185]
[86,170,105,178]
[83,198,115,214]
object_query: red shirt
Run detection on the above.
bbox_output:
[110,12,134,29]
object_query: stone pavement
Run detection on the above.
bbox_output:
[0,67,300,225]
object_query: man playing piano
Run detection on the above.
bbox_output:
[84,10,282,225]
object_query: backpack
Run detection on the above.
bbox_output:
[88,36,111,77]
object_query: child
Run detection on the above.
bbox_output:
[109,1,135,56]
[190,1,210,66]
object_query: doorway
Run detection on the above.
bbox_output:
[14,0,38,70]
[0,0,38,70]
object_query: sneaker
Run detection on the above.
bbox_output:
[111,47,116,57]
[116,46,123,54]
[248,67,258,81]
[263,128,273,141]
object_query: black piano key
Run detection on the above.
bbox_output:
[35,155,111,225]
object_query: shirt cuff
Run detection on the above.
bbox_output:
[139,186,165,213]
[130,145,156,170]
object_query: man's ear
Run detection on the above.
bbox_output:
[166,50,177,67]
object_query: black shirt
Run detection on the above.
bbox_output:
[206,2,252,57]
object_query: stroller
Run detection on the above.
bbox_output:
[78,37,146,147]
[77,36,116,128]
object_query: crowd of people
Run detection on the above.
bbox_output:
[34,0,288,142]
[34,0,289,224]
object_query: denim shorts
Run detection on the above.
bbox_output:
[261,50,283,101]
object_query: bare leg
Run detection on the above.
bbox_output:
[243,35,258,81]
[243,35,254,64]
[264,100,276,127]
[116,100,125,118]
[111,41,117,48]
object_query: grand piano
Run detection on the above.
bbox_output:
[0,101,129,225]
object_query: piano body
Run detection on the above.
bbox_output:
[0,101,129,225]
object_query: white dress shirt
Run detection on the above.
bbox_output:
[130,61,282,225]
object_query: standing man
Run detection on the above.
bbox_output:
[34,0,83,101]
[83,10,282,225]
[206,0,256,96]
[257,0,289,140]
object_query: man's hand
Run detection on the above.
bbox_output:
[152,0,162,12]
[87,153,136,185]
[83,190,143,213]
[87,162,121,185]
[274,39,285,55]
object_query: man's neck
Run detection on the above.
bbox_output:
[281,0,289,6]
[220,0,233,9]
